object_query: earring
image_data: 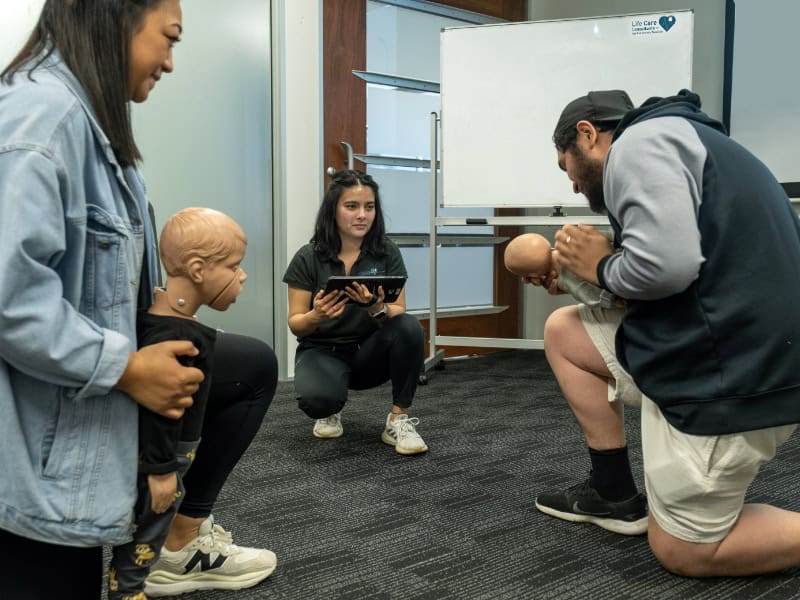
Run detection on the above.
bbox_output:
[177,298,186,307]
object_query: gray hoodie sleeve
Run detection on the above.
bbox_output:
[601,117,706,300]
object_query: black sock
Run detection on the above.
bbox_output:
[588,446,638,502]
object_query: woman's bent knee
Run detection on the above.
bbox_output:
[297,392,346,419]
[649,525,719,577]
[392,313,424,342]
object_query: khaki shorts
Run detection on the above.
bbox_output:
[578,304,642,407]
[641,396,796,543]
[579,303,798,542]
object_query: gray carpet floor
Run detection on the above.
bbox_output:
[176,350,800,599]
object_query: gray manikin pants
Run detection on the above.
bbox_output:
[108,439,199,598]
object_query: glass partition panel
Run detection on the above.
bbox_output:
[367,2,466,80]
[133,0,273,344]
[401,246,494,311]
[366,1,496,311]
[366,86,440,158]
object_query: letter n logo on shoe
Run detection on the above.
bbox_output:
[184,551,227,573]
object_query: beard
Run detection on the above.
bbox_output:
[571,148,606,214]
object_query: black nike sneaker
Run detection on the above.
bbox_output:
[535,479,648,535]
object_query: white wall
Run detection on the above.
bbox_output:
[0,0,45,70]
[729,0,800,183]
[271,0,324,379]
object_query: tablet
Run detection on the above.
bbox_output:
[324,275,407,303]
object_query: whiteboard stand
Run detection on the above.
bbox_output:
[421,112,446,384]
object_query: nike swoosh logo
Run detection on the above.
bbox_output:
[572,501,613,517]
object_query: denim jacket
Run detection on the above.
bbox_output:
[0,52,159,546]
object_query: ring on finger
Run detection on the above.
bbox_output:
[565,234,572,244]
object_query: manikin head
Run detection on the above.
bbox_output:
[504,233,553,286]
[159,207,248,312]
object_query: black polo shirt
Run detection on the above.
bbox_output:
[283,240,407,346]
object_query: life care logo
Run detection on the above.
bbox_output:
[631,15,676,36]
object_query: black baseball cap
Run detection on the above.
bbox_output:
[554,90,634,137]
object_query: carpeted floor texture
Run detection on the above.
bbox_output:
[168,350,800,599]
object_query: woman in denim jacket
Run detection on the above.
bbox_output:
[0,1,277,597]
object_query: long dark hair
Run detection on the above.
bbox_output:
[312,170,388,259]
[1,0,164,166]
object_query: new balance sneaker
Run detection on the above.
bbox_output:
[381,413,428,455]
[313,412,343,438]
[144,517,276,597]
[535,479,648,536]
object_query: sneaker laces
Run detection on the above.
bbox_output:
[321,414,340,426]
[195,520,239,556]
[395,416,421,440]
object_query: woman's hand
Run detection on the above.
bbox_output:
[343,281,381,306]
[148,472,178,514]
[311,288,348,321]
[288,286,347,337]
[116,341,203,419]
[366,286,388,316]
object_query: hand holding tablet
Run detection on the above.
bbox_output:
[323,275,407,304]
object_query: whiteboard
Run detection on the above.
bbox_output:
[440,11,694,208]
[729,0,800,186]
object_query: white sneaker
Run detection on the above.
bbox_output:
[313,412,343,438]
[381,413,428,455]
[144,516,276,597]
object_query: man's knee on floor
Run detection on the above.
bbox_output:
[649,525,721,577]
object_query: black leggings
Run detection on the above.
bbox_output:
[295,313,424,418]
[0,528,102,599]
[179,331,278,517]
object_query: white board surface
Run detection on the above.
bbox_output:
[440,11,694,208]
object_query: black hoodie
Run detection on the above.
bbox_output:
[601,90,800,434]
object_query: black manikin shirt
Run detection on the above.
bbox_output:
[136,312,217,474]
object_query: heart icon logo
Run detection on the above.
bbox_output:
[659,15,676,32]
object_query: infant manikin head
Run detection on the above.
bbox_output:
[159,207,248,313]
[504,233,553,286]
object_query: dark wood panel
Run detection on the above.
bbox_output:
[432,0,525,21]
[419,306,521,358]
[494,207,522,330]
[323,0,367,173]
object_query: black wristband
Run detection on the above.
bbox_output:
[362,294,379,307]
[596,255,613,290]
